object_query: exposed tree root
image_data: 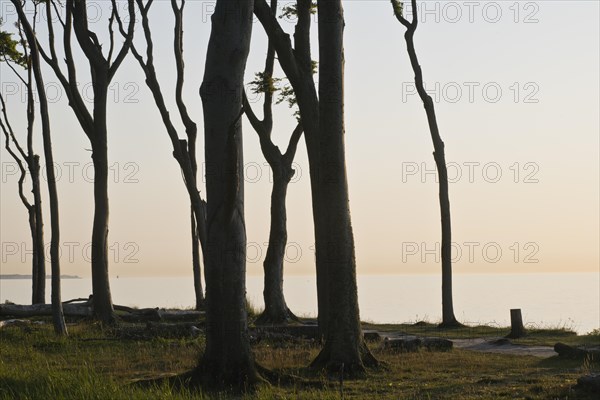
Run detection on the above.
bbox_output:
[309,341,379,377]
[438,319,465,329]
[255,307,300,326]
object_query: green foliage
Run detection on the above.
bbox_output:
[391,0,404,18]
[249,72,282,95]
[279,2,317,20]
[0,19,27,67]
[249,60,318,121]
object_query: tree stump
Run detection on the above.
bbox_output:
[506,309,527,339]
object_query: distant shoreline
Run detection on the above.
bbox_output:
[0,274,81,280]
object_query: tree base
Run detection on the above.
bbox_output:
[310,341,379,376]
[255,307,300,326]
[437,319,464,329]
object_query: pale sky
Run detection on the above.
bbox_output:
[1,0,598,279]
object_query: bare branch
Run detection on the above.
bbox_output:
[107,5,116,64]
[242,90,266,137]
[108,0,135,80]
[171,0,198,140]
[0,92,32,210]
[2,57,27,86]
[283,122,303,162]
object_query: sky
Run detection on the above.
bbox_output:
[0,0,598,280]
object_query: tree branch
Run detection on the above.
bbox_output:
[108,0,135,80]
[283,122,303,162]
[254,0,301,88]
[0,92,33,210]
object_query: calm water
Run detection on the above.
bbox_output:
[1,273,598,334]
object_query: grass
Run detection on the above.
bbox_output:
[0,318,599,399]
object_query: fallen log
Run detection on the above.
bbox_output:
[555,343,600,360]
[0,319,45,329]
[383,336,453,352]
[0,303,204,322]
[0,303,92,318]
[383,337,422,352]
[118,309,204,323]
[576,374,600,392]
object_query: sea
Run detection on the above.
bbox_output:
[1,273,598,334]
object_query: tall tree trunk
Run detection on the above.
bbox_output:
[253,0,328,336]
[310,0,377,373]
[255,171,296,324]
[242,1,302,324]
[437,148,458,327]
[30,156,45,304]
[15,4,68,335]
[197,0,259,389]
[391,0,460,328]
[90,128,114,323]
[191,207,204,309]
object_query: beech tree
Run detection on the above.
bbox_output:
[243,0,303,325]
[0,23,45,305]
[309,0,378,372]
[7,8,67,335]
[125,0,206,309]
[197,0,260,389]
[391,0,461,327]
[254,0,376,371]
[13,0,136,323]
[254,0,327,333]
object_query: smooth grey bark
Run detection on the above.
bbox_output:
[26,0,135,323]
[244,91,302,323]
[391,0,460,327]
[197,0,259,389]
[0,93,45,305]
[30,156,45,304]
[126,0,206,310]
[243,0,302,324]
[172,0,205,309]
[0,40,46,305]
[309,0,377,373]
[254,0,329,335]
[13,3,67,335]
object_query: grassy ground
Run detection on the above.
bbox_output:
[0,319,598,399]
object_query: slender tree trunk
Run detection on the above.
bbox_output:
[28,209,39,302]
[191,207,204,309]
[197,0,259,390]
[391,3,461,327]
[90,80,114,323]
[310,0,377,373]
[30,156,45,304]
[437,148,458,327]
[256,171,296,324]
[90,131,114,323]
[15,5,68,334]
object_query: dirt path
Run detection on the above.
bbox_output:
[376,331,556,358]
[450,337,556,358]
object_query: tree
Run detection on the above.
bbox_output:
[125,0,206,310]
[255,0,377,372]
[13,0,136,323]
[9,6,68,335]
[197,0,260,389]
[308,0,378,373]
[391,0,461,327]
[254,0,328,334]
[243,0,303,325]
[0,22,45,305]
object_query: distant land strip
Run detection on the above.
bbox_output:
[0,274,81,280]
